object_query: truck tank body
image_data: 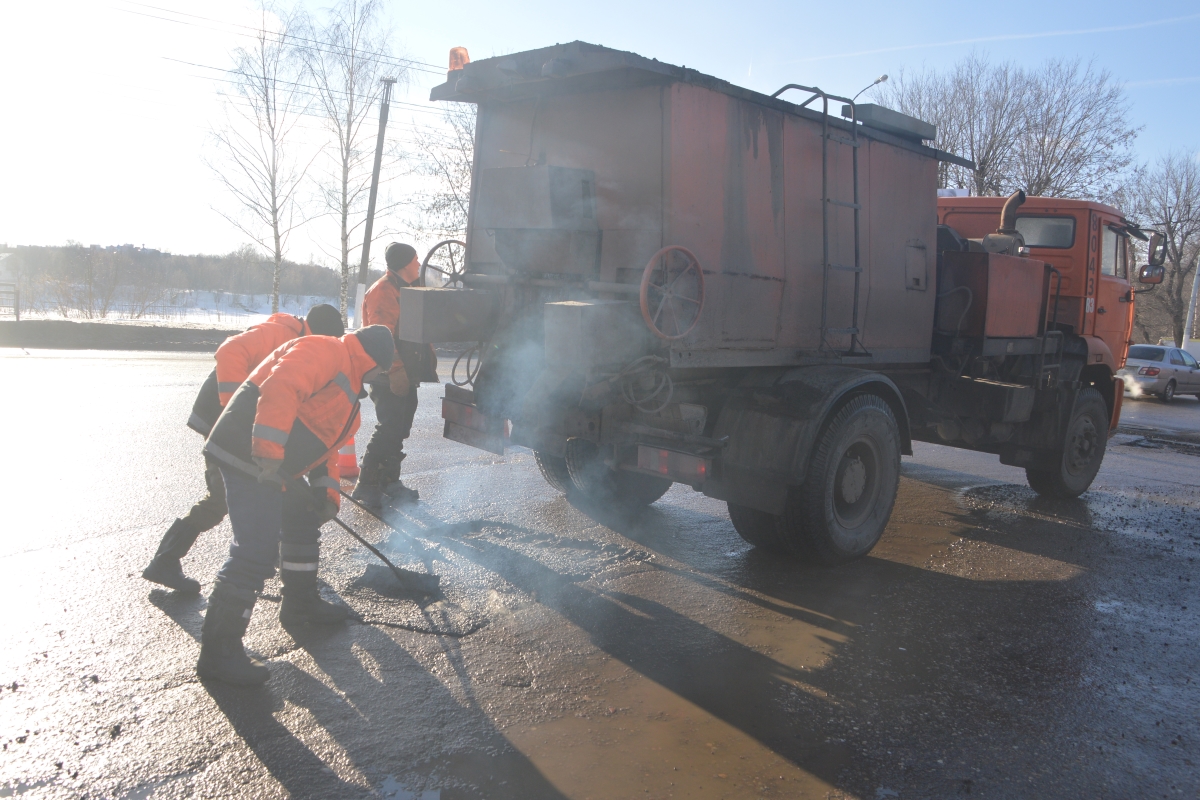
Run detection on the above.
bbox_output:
[431,42,966,371]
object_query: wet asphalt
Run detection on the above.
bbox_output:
[0,349,1197,799]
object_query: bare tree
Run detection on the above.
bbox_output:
[302,0,405,322]
[877,53,1137,202]
[878,54,1023,194]
[1130,152,1200,346]
[1012,59,1139,200]
[209,1,316,313]
[411,104,476,240]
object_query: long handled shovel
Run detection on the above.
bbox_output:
[286,476,441,596]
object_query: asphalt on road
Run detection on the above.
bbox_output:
[0,349,1197,799]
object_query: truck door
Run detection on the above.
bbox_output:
[1093,219,1132,365]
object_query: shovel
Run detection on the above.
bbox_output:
[287,476,441,596]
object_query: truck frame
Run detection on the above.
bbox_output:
[401,42,1164,565]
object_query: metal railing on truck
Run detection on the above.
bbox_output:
[770,84,868,357]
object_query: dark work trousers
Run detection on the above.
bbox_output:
[360,383,419,485]
[154,452,227,560]
[215,464,322,595]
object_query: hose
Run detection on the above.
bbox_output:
[937,285,973,335]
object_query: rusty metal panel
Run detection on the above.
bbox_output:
[664,83,786,348]
[469,85,664,280]
[397,287,498,343]
[858,141,938,358]
[936,252,1046,339]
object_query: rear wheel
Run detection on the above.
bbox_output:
[1162,381,1176,403]
[534,451,573,494]
[779,395,901,565]
[564,438,671,506]
[728,502,789,553]
[1025,386,1108,499]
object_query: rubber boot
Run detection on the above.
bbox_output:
[143,519,202,593]
[351,461,383,511]
[279,552,349,626]
[381,453,418,506]
[197,583,269,686]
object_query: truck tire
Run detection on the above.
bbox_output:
[534,451,573,494]
[564,438,672,507]
[728,502,789,553]
[779,394,901,565]
[1024,386,1108,499]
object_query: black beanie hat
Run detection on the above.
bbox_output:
[305,303,345,337]
[385,242,418,272]
[353,325,395,372]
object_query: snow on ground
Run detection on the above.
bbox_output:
[19,288,338,327]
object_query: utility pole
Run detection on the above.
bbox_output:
[1183,258,1200,351]
[352,76,397,329]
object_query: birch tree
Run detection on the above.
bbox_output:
[209,1,315,313]
[302,0,405,322]
[411,104,476,240]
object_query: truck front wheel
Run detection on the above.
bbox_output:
[564,439,672,507]
[1025,386,1108,499]
[780,394,901,565]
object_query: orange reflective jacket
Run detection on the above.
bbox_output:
[215,313,308,405]
[206,334,376,505]
[362,272,405,334]
[363,272,438,386]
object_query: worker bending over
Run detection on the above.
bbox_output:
[199,326,394,685]
[352,243,438,510]
[142,305,345,593]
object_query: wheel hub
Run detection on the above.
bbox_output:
[840,456,867,504]
[1066,417,1098,473]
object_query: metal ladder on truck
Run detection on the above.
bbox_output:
[770,85,869,357]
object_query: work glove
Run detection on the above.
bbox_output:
[315,496,339,525]
[253,456,283,483]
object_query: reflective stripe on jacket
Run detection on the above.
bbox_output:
[205,334,373,504]
[363,272,438,385]
[214,313,308,406]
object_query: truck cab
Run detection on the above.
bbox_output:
[937,196,1138,377]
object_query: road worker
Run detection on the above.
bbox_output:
[197,325,394,686]
[351,242,438,510]
[142,304,345,593]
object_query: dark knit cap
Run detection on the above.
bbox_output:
[385,242,418,272]
[353,325,395,372]
[305,303,345,337]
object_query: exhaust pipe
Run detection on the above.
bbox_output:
[997,190,1026,234]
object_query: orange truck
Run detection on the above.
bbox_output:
[401,42,1166,565]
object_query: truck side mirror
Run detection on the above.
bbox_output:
[1138,264,1165,284]
[1147,232,1167,267]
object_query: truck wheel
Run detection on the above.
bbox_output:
[565,438,672,506]
[727,502,788,553]
[1024,386,1108,499]
[534,451,573,494]
[1162,381,1176,403]
[780,394,901,565]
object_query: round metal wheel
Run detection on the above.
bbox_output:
[420,239,467,288]
[780,394,901,565]
[564,438,671,507]
[1025,387,1109,499]
[640,246,704,340]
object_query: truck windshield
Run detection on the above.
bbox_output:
[1127,346,1165,362]
[1015,216,1075,248]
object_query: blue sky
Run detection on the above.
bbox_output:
[1,0,1196,257]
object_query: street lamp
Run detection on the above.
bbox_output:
[852,74,888,103]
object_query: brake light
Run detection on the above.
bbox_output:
[636,446,709,484]
[1138,367,1160,376]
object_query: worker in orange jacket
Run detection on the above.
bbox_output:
[198,325,394,686]
[351,243,438,510]
[142,305,345,593]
